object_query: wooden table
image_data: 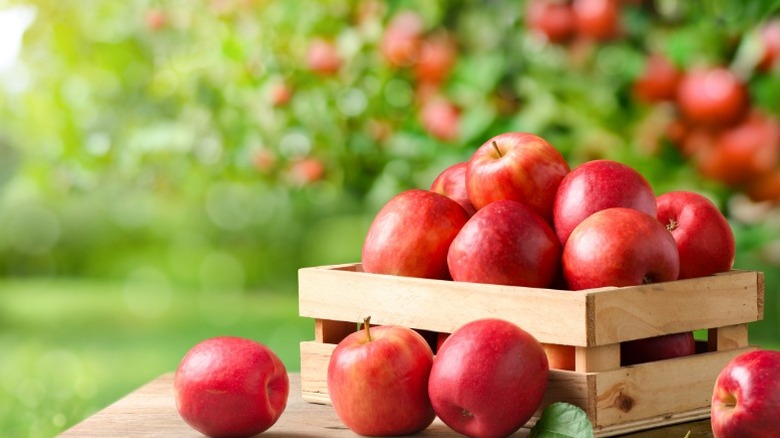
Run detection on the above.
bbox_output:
[60,373,714,437]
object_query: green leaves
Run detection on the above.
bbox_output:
[529,402,595,438]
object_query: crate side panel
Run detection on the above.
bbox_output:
[300,341,334,403]
[299,265,590,345]
[591,271,762,345]
[593,347,755,427]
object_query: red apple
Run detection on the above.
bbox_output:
[145,9,167,31]
[620,332,696,366]
[270,82,293,107]
[656,191,735,279]
[429,318,549,438]
[572,0,621,41]
[327,319,435,436]
[420,97,460,142]
[435,332,450,353]
[676,67,749,128]
[306,39,341,75]
[448,200,561,288]
[361,189,469,279]
[562,207,680,290]
[757,19,780,72]
[174,337,289,438]
[430,162,476,216]
[525,0,577,44]
[415,33,457,85]
[694,110,780,186]
[633,53,682,103]
[287,157,325,186]
[380,11,424,67]
[542,343,576,370]
[553,159,657,245]
[712,349,780,438]
[466,132,570,222]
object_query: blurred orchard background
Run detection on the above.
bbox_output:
[1,0,780,435]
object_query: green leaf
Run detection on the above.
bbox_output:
[528,402,595,438]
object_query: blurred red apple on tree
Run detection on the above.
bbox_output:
[525,0,577,44]
[711,349,780,438]
[306,39,342,75]
[429,318,549,438]
[572,0,621,41]
[656,191,735,279]
[448,200,561,288]
[553,159,657,245]
[693,111,780,186]
[381,11,424,67]
[620,332,696,366]
[415,33,457,85]
[362,189,469,280]
[562,207,680,290]
[676,67,749,128]
[174,337,289,438]
[145,9,167,31]
[466,132,570,222]
[633,54,681,103]
[328,319,435,436]
[430,162,476,216]
[420,97,460,142]
[757,19,780,72]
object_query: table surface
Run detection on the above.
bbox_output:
[60,373,714,437]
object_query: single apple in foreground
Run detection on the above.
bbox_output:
[711,349,780,438]
[429,318,549,438]
[466,132,570,222]
[656,191,735,279]
[448,200,561,288]
[328,318,435,436]
[620,332,696,366]
[553,159,657,245]
[174,337,289,438]
[430,162,476,216]
[562,207,680,290]
[362,189,469,279]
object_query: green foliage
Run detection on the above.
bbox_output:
[529,402,595,438]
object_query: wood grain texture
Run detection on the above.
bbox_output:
[299,265,764,347]
[60,373,716,437]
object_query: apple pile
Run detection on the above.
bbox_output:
[362,131,737,367]
[328,317,549,438]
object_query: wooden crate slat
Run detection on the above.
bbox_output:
[593,346,754,427]
[590,270,763,345]
[707,324,749,352]
[299,264,591,346]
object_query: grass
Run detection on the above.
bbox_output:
[0,277,310,437]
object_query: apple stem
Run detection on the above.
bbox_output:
[642,275,653,285]
[491,140,503,158]
[666,218,679,233]
[362,316,372,342]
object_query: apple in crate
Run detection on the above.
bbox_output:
[362,189,469,279]
[174,337,289,438]
[563,207,680,290]
[553,159,657,245]
[430,161,476,216]
[429,318,549,438]
[656,191,735,279]
[448,200,561,287]
[327,318,436,436]
[620,332,696,366]
[711,349,780,438]
[466,132,570,222]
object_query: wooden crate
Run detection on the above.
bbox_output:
[298,263,765,437]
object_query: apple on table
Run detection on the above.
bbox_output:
[712,349,780,438]
[327,318,435,436]
[174,336,289,438]
[429,318,549,438]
